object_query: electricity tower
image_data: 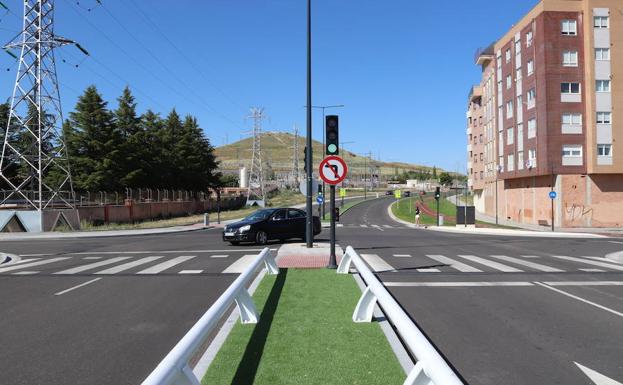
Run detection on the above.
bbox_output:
[291,124,300,188]
[0,0,87,231]
[246,107,266,206]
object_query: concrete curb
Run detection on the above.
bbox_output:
[386,200,606,238]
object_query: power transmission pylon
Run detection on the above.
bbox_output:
[246,107,266,206]
[0,0,87,231]
[292,124,299,188]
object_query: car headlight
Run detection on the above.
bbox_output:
[239,225,251,232]
[223,226,227,232]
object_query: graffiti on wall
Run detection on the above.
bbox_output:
[564,203,593,223]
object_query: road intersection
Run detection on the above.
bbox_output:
[1,197,622,384]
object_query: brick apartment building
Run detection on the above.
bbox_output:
[467,0,622,228]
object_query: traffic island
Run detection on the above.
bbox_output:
[201,268,405,385]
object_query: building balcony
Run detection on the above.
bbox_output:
[474,43,495,66]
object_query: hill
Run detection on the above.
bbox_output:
[214,132,442,180]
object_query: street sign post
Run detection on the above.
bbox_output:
[549,190,556,232]
[316,194,324,204]
[319,156,348,269]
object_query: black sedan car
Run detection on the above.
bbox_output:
[222,208,321,245]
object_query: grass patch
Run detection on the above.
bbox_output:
[203,269,404,385]
[391,196,457,226]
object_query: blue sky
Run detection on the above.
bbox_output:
[0,0,538,172]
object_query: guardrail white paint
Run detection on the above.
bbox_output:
[338,246,464,385]
[141,247,278,385]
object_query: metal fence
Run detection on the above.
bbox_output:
[338,246,465,385]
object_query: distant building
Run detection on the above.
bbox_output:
[468,0,622,227]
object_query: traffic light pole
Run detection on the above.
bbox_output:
[436,198,440,227]
[327,184,337,269]
[305,0,313,248]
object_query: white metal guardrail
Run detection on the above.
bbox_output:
[338,246,464,385]
[142,247,278,385]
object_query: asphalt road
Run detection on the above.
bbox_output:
[338,197,623,385]
[0,228,282,385]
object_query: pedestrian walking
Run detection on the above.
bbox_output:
[415,205,421,227]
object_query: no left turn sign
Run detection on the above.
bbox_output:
[319,156,348,185]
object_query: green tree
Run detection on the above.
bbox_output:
[139,110,166,187]
[439,172,453,186]
[115,87,147,187]
[65,86,121,191]
[432,166,438,179]
[175,115,220,190]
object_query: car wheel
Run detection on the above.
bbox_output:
[256,231,268,245]
[229,241,240,246]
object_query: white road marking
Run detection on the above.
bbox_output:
[426,255,482,272]
[535,282,623,318]
[54,278,102,296]
[457,255,523,272]
[543,281,623,286]
[608,241,623,245]
[489,255,564,272]
[360,254,394,272]
[210,255,229,258]
[416,268,441,273]
[54,257,132,275]
[0,257,70,273]
[393,254,412,258]
[383,225,392,228]
[551,255,623,271]
[179,270,203,274]
[222,255,258,274]
[580,268,606,273]
[371,225,384,231]
[520,255,541,259]
[83,257,102,260]
[385,282,534,287]
[136,256,196,274]
[575,362,623,385]
[12,271,39,275]
[2,258,41,265]
[587,256,623,264]
[360,224,368,228]
[32,248,272,256]
[95,256,163,274]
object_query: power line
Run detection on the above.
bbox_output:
[126,0,247,114]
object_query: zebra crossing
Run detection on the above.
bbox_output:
[340,223,409,230]
[0,253,258,276]
[357,253,623,274]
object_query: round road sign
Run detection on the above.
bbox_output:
[319,156,348,185]
[549,191,557,199]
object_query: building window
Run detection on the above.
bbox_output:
[562,51,578,67]
[516,68,522,82]
[528,149,537,168]
[517,151,524,170]
[526,31,533,47]
[527,88,536,109]
[497,56,502,69]
[527,60,534,75]
[597,112,612,124]
[595,48,610,61]
[561,82,581,94]
[480,153,483,161]
[528,118,537,138]
[506,101,514,119]
[507,127,514,144]
[562,113,582,134]
[597,144,612,156]
[562,19,577,36]
[506,75,512,89]
[507,154,515,171]
[506,49,511,63]
[596,80,611,92]
[479,134,483,143]
[594,16,609,29]
[562,145,582,157]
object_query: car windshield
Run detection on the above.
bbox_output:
[243,209,275,222]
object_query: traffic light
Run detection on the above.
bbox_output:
[434,186,441,201]
[325,115,339,155]
[334,207,340,222]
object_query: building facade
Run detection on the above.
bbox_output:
[468,0,623,227]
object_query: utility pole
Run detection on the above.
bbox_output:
[1,0,88,218]
[292,125,300,188]
[305,0,313,247]
[246,107,266,206]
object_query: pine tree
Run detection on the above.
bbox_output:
[140,110,166,187]
[175,115,219,190]
[65,86,121,191]
[163,109,184,188]
[115,87,146,187]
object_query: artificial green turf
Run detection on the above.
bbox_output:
[202,269,405,385]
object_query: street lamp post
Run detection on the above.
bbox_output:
[312,105,344,219]
[305,0,313,248]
